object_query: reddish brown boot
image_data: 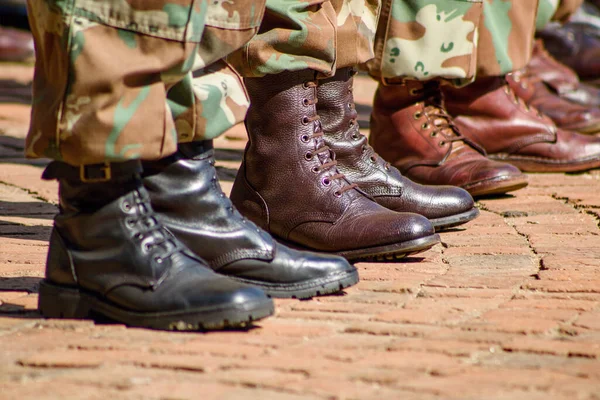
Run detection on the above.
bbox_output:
[370,81,527,197]
[444,77,600,173]
[506,41,600,134]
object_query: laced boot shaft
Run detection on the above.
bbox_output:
[444,77,600,173]
[317,68,477,229]
[370,80,527,197]
[143,140,359,299]
[232,70,438,261]
[39,160,274,330]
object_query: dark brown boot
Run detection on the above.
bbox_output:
[370,80,527,197]
[231,70,439,262]
[317,68,479,230]
[444,77,600,173]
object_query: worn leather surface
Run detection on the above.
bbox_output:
[143,142,356,285]
[506,69,600,133]
[232,70,433,252]
[48,174,269,313]
[526,40,600,109]
[445,77,600,172]
[317,68,474,220]
[538,22,600,82]
[370,81,524,190]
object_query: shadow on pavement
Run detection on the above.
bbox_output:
[0,276,41,318]
[0,79,32,105]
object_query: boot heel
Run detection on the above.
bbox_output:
[38,280,91,319]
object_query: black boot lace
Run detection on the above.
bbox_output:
[123,189,185,282]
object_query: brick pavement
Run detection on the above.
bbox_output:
[1,63,600,400]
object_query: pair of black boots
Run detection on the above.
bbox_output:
[39,141,359,331]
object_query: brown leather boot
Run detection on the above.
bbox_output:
[506,42,600,134]
[231,70,439,262]
[444,77,600,173]
[526,40,600,109]
[317,68,479,230]
[370,80,527,197]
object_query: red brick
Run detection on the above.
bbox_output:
[522,280,600,293]
[499,298,598,311]
[464,315,559,334]
[574,312,600,331]
[503,337,600,358]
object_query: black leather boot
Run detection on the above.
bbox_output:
[142,141,359,299]
[317,68,479,230]
[38,161,274,330]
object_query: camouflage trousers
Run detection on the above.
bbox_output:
[26,0,267,165]
[536,0,584,30]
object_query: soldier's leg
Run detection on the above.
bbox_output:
[28,0,275,330]
[367,0,528,197]
[510,0,600,133]
[130,3,359,299]
[443,0,600,173]
[227,0,444,262]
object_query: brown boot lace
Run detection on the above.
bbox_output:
[304,80,357,196]
[411,81,469,149]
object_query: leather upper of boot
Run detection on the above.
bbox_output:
[142,142,356,285]
[506,68,600,133]
[527,40,600,108]
[370,80,523,191]
[317,68,474,220]
[49,175,268,313]
[232,70,434,252]
[444,77,600,171]
[538,22,600,82]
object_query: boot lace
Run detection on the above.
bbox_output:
[506,71,547,118]
[123,189,185,273]
[304,80,357,196]
[411,81,467,147]
[346,81,391,171]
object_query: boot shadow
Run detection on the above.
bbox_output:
[0,276,41,319]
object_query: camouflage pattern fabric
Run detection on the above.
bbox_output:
[26,0,264,165]
[536,0,584,30]
[367,0,539,84]
[228,0,381,78]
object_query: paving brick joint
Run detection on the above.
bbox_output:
[1,64,600,400]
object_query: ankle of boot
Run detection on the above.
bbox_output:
[42,160,143,213]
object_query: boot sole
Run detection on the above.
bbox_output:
[228,269,359,300]
[429,207,480,231]
[38,280,274,331]
[462,175,529,197]
[336,234,440,262]
[489,154,600,173]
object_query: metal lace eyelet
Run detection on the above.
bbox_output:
[370,156,377,163]
[311,166,320,173]
[413,111,422,120]
[304,152,313,161]
[385,164,390,171]
[347,103,353,109]
[301,116,310,125]
[121,201,132,212]
[351,133,360,140]
[430,131,437,137]
[144,243,153,251]
[125,218,135,227]
[439,141,446,147]
[409,88,419,96]
[135,233,143,240]
[361,146,367,153]
[302,81,310,89]
[322,177,331,186]
[333,191,342,197]
[300,134,310,143]
[154,256,163,264]
[422,123,430,130]
[302,98,310,106]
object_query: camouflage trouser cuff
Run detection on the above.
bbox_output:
[41,160,143,183]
